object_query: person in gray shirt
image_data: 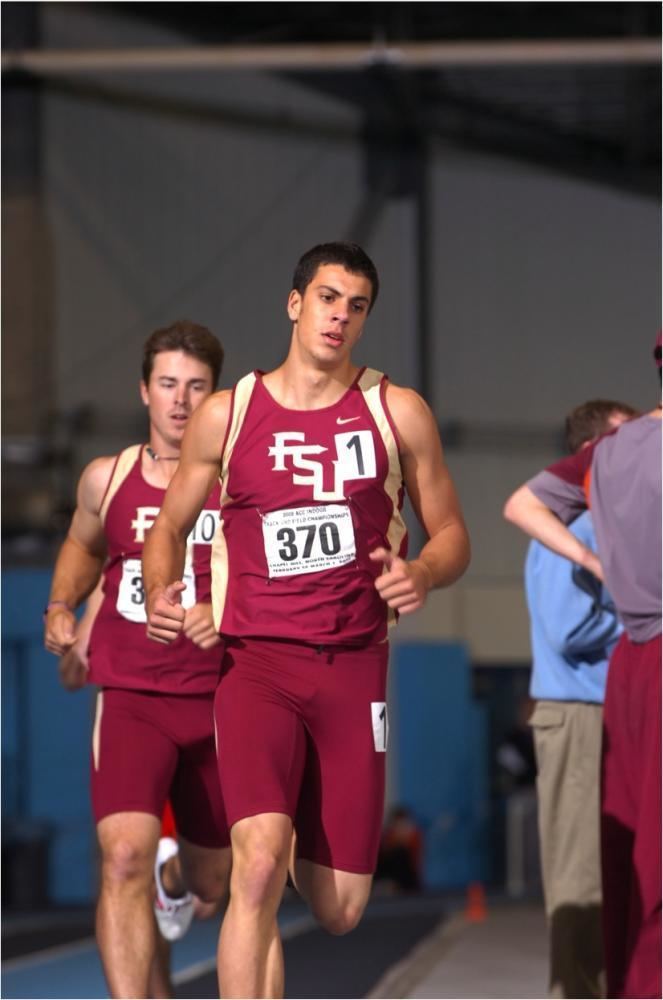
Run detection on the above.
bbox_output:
[503,335,662,1000]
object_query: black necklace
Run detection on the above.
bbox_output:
[146,446,178,462]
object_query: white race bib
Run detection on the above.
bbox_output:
[261,504,356,578]
[116,557,196,623]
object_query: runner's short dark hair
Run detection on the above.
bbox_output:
[292,242,379,312]
[142,320,224,388]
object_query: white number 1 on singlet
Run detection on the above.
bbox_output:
[334,430,376,481]
[371,702,388,753]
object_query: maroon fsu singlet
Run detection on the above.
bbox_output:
[211,367,408,646]
[89,444,222,693]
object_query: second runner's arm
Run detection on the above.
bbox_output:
[44,457,111,656]
[58,578,105,690]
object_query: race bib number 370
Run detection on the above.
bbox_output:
[261,504,356,578]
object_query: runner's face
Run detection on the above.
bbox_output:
[287,264,372,366]
[140,350,214,451]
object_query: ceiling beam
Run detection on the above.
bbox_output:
[3,38,660,75]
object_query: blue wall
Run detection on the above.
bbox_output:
[392,641,490,889]
[1,571,489,904]
[2,569,96,904]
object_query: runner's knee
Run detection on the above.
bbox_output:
[232,843,289,909]
[314,899,366,936]
[100,837,153,886]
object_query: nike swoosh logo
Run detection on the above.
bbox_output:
[336,416,360,425]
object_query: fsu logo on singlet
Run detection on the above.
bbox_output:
[131,507,160,543]
[260,429,379,578]
[268,430,376,501]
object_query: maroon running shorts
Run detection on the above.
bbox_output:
[601,631,662,999]
[91,687,229,849]
[214,637,389,874]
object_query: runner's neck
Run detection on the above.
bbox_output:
[263,361,360,411]
[141,444,179,488]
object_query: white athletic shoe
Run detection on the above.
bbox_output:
[154,836,194,942]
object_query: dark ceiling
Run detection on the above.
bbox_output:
[3,2,662,196]
[92,3,663,196]
[115,3,661,45]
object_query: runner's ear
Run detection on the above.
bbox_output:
[287,289,301,322]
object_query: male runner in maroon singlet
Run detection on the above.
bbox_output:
[143,243,471,999]
[43,321,231,1000]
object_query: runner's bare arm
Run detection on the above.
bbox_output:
[503,484,603,580]
[143,391,231,643]
[370,385,471,615]
[44,457,112,655]
[58,578,105,690]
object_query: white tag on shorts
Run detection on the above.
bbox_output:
[116,557,196,622]
[261,504,356,578]
[371,702,388,753]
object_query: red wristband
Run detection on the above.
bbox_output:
[43,600,72,620]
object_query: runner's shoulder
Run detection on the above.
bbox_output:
[197,388,233,427]
[383,383,436,442]
[78,454,120,511]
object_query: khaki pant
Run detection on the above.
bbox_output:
[530,700,605,999]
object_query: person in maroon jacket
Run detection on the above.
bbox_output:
[504,335,662,999]
[44,321,230,999]
[143,242,471,998]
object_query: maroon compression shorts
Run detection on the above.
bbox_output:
[91,688,229,849]
[214,637,389,874]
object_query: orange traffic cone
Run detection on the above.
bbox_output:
[464,881,487,922]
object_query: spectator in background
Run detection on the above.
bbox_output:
[504,339,661,999]
[523,399,637,999]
